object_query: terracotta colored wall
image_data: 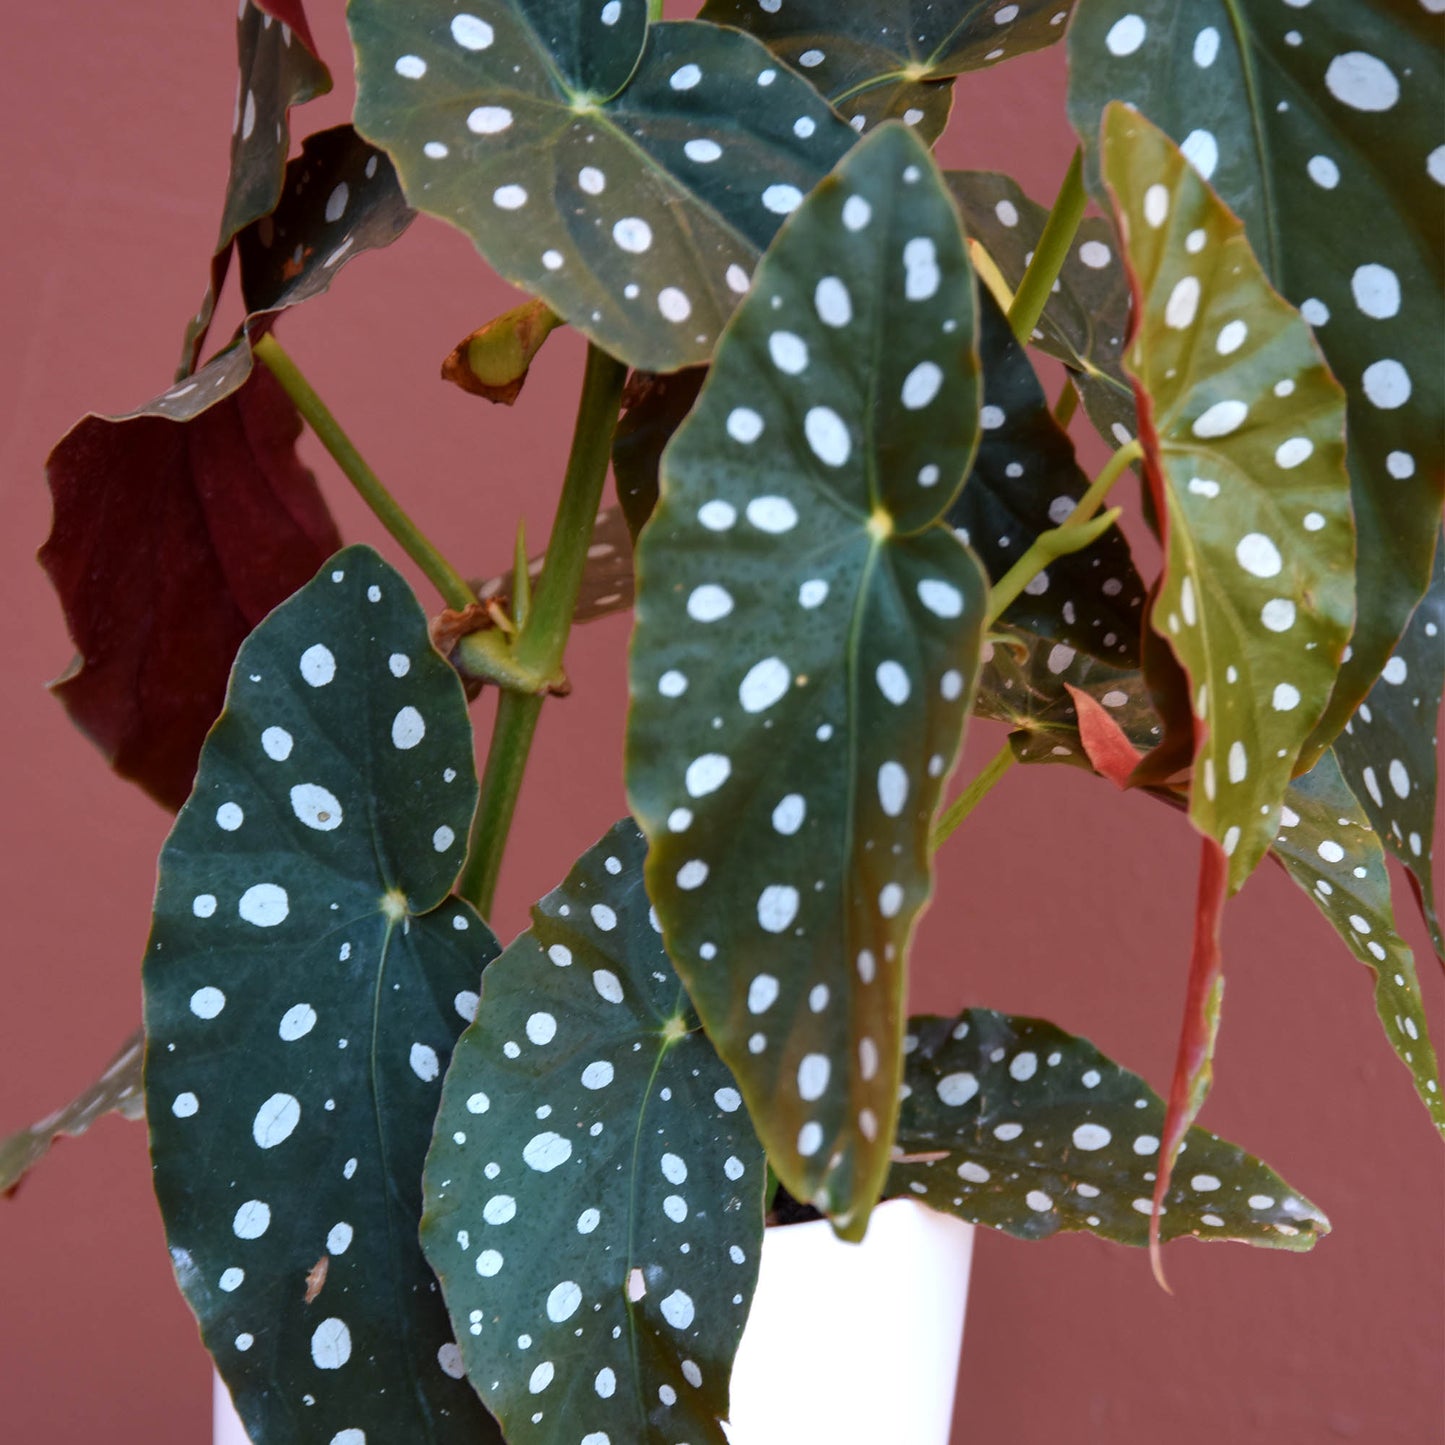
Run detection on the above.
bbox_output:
[1,6,1440,1443]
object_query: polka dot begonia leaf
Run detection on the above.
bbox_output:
[1271,751,1444,1135]
[700,0,1079,144]
[613,367,708,543]
[946,168,1137,448]
[0,1030,144,1196]
[420,821,766,1445]
[1068,0,1445,761]
[1099,105,1356,894]
[886,1009,1331,1250]
[347,5,857,372]
[143,546,504,1445]
[626,123,987,1239]
[1333,534,1444,960]
[947,285,1148,666]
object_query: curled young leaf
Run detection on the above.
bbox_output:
[442,298,562,405]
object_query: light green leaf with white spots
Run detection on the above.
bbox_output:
[422,821,766,1445]
[144,546,503,1445]
[1272,751,1444,1134]
[699,0,1078,144]
[1069,0,1445,758]
[1100,105,1355,892]
[888,1009,1330,1249]
[348,5,856,371]
[627,123,987,1239]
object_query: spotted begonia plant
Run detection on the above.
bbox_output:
[8,2,1442,1442]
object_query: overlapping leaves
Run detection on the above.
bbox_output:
[349,5,857,370]
[628,123,986,1236]
[422,822,766,1445]
[700,0,1077,143]
[1069,0,1445,754]
[889,1009,1330,1249]
[144,547,501,1445]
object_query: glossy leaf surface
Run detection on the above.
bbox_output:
[1273,753,1444,1133]
[628,124,986,1235]
[144,547,502,1445]
[0,1031,143,1196]
[700,0,1077,143]
[889,1009,1330,1250]
[422,821,765,1445]
[349,7,856,370]
[1102,106,1355,891]
[41,355,341,810]
[1069,0,1445,753]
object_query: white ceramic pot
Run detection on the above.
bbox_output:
[214,1199,974,1445]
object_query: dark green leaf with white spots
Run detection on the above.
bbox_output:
[700,0,1078,143]
[887,1009,1330,1249]
[1272,752,1444,1134]
[0,1030,144,1196]
[1101,106,1355,892]
[948,285,1147,665]
[627,124,986,1237]
[1069,0,1445,757]
[613,368,707,543]
[349,6,857,371]
[1334,533,1445,959]
[237,125,415,317]
[947,168,1137,446]
[143,546,503,1445]
[421,822,766,1445]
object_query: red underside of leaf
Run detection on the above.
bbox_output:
[254,0,322,59]
[40,364,341,810]
[1065,683,1143,787]
[1151,834,1229,1286]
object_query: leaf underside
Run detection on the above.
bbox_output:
[422,821,766,1445]
[628,123,986,1237]
[144,546,502,1445]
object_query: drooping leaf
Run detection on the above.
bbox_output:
[236,124,415,317]
[40,353,341,810]
[441,298,562,405]
[613,367,707,543]
[0,1030,144,1196]
[1334,532,1445,958]
[1068,0,1445,755]
[143,546,502,1445]
[627,124,987,1236]
[888,1009,1329,1250]
[1272,752,1444,1133]
[947,285,1147,666]
[422,821,766,1445]
[180,0,332,373]
[947,168,1137,446]
[348,7,857,370]
[700,0,1078,143]
[1100,105,1355,892]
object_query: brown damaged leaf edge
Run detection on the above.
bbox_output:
[442,298,562,405]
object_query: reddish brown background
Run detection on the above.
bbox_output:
[2,5,1441,1442]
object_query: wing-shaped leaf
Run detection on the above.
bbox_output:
[1272,752,1444,1133]
[1100,105,1355,892]
[700,0,1078,143]
[889,1009,1329,1250]
[628,124,986,1236]
[40,353,341,810]
[349,7,857,371]
[948,285,1147,666]
[422,821,766,1445]
[0,1030,144,1196]
[1334,533,1445,958]
[1068,0,1445,755]
[613,368,707,542]
[143,546,502,1445]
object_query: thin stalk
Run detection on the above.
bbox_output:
[253,333,477,612]
[1052,378,1079,429]
[1006,148,1086,346]
[458,343,628,916]
[932,742,1016,851]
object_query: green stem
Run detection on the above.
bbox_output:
[1052,378,1079,429]
[457,343,628,917]
[932,742,1016,851]
[1006,148,1086,346]
[253,333,477,612]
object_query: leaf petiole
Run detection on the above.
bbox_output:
[1006,147,1087,345]
[931,740,1016,851]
